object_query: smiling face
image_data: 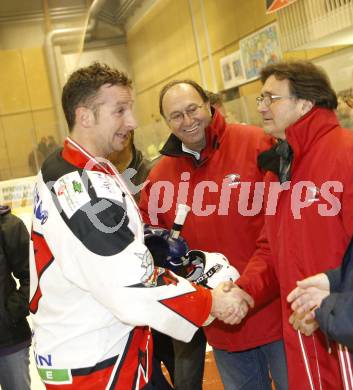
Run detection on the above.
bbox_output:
[258,75,310,139]
[162,83,211,152]
[90,84,137,157]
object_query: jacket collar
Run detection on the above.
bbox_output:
[285,106,339,162]
[160,109,225,166]
[61,138,140,208]
[0,205,10,216]
[128,144,143,171]
[62,138,109,174]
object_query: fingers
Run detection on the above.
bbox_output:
[289,312,299,331]
[221,283,254,308]
[287,286,302,303]
[210,285,253,326]
[219,300,249,325]
[288,274,330,305]
[210,285,236,319]
[289,311,319,336]
[288,286,329,315]
[221,280,235,293]
[287,287,310,314]
[226,293,252,324]
[287,274,328,337]
[300,317,318,336]
[296,273,329,291]
[287,286,311,305]
[295,276,319,289]
[290,291,316,314]
[239,289,255,309]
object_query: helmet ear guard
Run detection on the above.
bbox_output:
[185,250,240,289]
[144,234,170,268]
[184,250,206,282]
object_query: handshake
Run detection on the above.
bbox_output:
[144,225,254,326]
[210,281,254,325]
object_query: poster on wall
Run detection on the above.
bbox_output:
[266,0,297,14]
[240,23,282,82]
[220,50,246,90]
[0,176,36,230]
[313,47,353,130]
[0,176,35,209]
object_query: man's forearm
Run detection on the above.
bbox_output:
[236,255,279,308]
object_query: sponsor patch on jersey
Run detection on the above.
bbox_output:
[33,185,48,224]
[135,250,155,285]
[87,171,123,203]
[38,368,73,385]
[54,172,90,219]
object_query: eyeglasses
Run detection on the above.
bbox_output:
[344,97,353,108]
[256,95,294,107]
[342,89,353,108]
[167,103,205,124]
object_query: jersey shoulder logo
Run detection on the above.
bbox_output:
[34,186,48,225]
[87,171,124,203]
[54,172,90,219]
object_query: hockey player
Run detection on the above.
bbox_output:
[29,62,253,390]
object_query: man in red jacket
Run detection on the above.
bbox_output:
[235,60,353,389]
[139,80,287,390]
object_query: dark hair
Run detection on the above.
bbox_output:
[62,62,132,131]
[260,60,337,109]
[159,79,209,117]
[205,91,223,107]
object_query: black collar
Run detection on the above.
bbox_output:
[159,133,220,167]
[0,205,11,216]
[257,139,293,183]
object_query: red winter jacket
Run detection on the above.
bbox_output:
[237,107,353,389]
[139,111,282,351]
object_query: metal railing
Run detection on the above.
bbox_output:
[278,0,353,51]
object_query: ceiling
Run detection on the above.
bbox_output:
[0,0,144,38]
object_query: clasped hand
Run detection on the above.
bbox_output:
[211,282,254,325]
[287,273,330,336]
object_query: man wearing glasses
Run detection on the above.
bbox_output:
[235,60,353,389]
[139,80,288,390]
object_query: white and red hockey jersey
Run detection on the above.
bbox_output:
[29,138,212,390]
